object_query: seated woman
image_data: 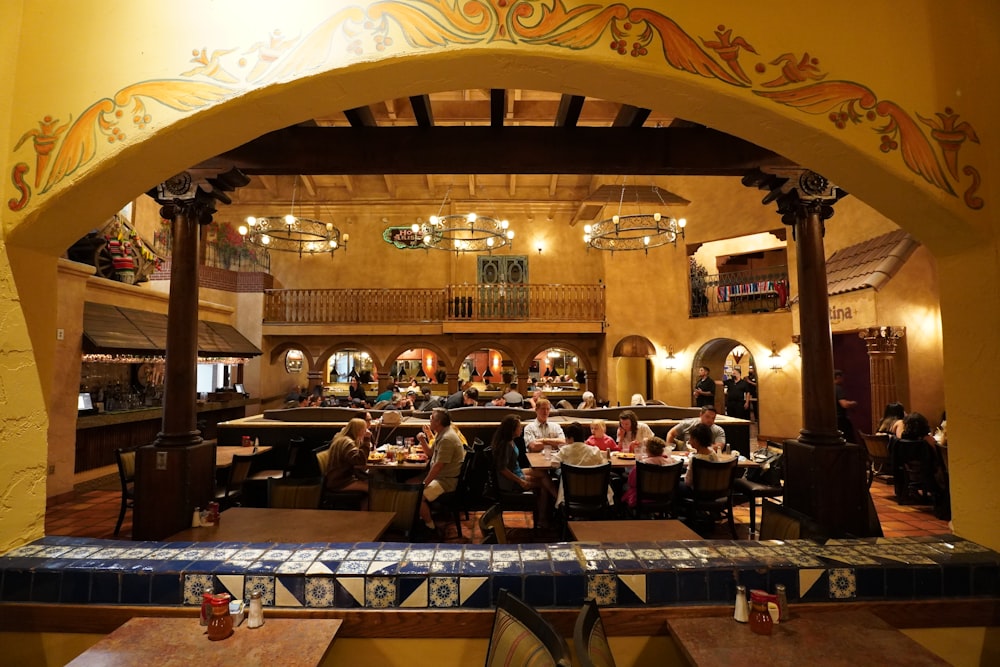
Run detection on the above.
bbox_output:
[323,417,371,505]
[617,410,654,454]
[585,419,618,452]
[678,423,734,498]
[630,393,646,406]
[621,436,672,508]
[891,411,941,502]
[577,391,598,409]
[492,415,557,528]
[877,402,906,438]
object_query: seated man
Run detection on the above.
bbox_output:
[678,423,735,498]
[414,408,466,532]
[415,387,439,411]
[501,382,524,407]
[666,405,727,452]
[523,398,566,452]
[444,386,479,409]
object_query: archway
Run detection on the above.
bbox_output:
[612,335,656,406]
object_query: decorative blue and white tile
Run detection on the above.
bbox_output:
[587,574,617,605]
[460,577,490,608]
[289,549,322,562]
[34,546,75,559]
[616,574,646,604]
[786,554,825,568]
[334,577,364,607]
[798,568,827,601]
[175,548,212,561]
[232,548,267,561]
[822,547,880,566]
[398,578,427,608]
[376,548,407,561]
[147,548,186,562]
[941,540,992,554]
[407,548,436,562]
[1,544,44,558]
[275,575,306,606]
[434,548,462,563]
[61,546,102,559]
[214,574,245,600]
[182,573,214,604]
[461,558,492,575]
[397,560,431,575]
[319,548,352,561]
[365,576,397,608]
[348,548,377,561]
[430,560,461,574]
[662,548,693,561]
[276,560,312,575]
[428,576,459,608]
[828,568,856,599]
[305,577,336,607]
[120,547,156,560]
[213,559,256,574]
[306,560,339,575]
[259,548,295,562]
[202,548,238,561]
[491,560,523,574]
[368,560,399,576]
[337,560,370,575]
[244,575,275,606]
[492,547,522,563]
[462,546,492,562]
[521,558,552,574]
[548,547,576,563]
[519,547,549,563]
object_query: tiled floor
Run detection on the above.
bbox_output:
[45,475,950,544]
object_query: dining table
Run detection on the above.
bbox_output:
[526,450,758,471]
[66,617,342,667]
[667,609,949,666]
[570,519,702,542]
[215,444,272,468]
[165,507,395,543]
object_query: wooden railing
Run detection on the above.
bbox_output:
[263,284,605,324]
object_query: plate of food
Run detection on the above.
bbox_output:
[368,452,386,463]
[406,454,428,463]
[616,452,635,460]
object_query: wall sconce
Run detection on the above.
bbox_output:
[536,243,544,255]
[662,345,678,371]
[768,341,785,371]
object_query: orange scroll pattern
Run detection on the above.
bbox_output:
[9,1,984,211]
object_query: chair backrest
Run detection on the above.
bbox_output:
[267,477,323,509]
[368,478,425,540]
[758,499,802,540]
[479,503,509,544]
[634,461,682,505]
[227,453,255,493]
[485,589,571,667]
[115,448,136,486]
[574,599,617,667]
[315,448,331,476]
[859,432,891,460]
[561,463,612,508]
[689,456,739,501]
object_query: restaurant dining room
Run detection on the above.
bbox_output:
[2,2,998,666]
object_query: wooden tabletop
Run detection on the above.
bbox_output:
[526,450,757,470]
[570,519,701,542]
[667,610,949,667]
[66,617,342,667]
[165,507,395,543]
[216,445,272,468]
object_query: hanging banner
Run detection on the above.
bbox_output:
[382,226,427,249]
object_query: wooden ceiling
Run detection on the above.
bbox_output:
[195,89,794,226]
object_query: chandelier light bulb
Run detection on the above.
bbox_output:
[500,219,509,229]
[467,212,477,223]
[486,237,494,247]
[429,215,439,225]
[506,230,515,240]
[423,234,432,245]
[326,223,333,232]
[261,234,271,245]
[583,233,591,243]
[342,233,349,243]
[284,213,295,226]
[644,236,650,246]
[612,214,619,225]
[412,223,420,233]
[329,239,338,248]
[678,218,687,228]
[245,216,257,226]
[653,212,661,221]
[238,224,248,236]
[584,224,593,234]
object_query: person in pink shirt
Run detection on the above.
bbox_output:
[585,419,619,451]
[621,437,672,508]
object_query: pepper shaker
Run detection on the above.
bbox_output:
[775,583,788,622]
[247,590,264,629]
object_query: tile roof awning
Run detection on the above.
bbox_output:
[82,303,260,358]
[826,229,920,296]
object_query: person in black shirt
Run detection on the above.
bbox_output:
[693,366,716,408]
[444,386,479,409]
[724,368,751,419]
[349,376,368,406]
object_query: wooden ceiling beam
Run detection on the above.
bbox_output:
[555,95,585,127]
[341,175,354,195]
[490,89,505,128]
[409,95,434,128]
[343,106,377,127]
[196,127,793,175]
[613,104,651,128]
[549,174,559,196]
[299,175,317,197]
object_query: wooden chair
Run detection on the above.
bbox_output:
[430,450,473,539]
[267,476,323,509]
[479,503,510,544]
[631,461,682,519]
[485,589,571,667]
[859,432,892,486]
[315,446,366,510]
[214,452,253,510]
[758,499,802,541]
[368,478,425,541]
[679,457,739,539]
[560,462,613,530]
[732,450,784,538]
[484,446,538,515]
[113,447,137,537]
[574,599,617,667]
[249,437,305,482]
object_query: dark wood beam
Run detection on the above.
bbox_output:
[343,106,376,127]
[490,89,505,128]
[194,127,793,176]
[555,95,585,127]
[613,104,651,128]
[409,95,433,127]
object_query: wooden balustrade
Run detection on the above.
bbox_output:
[264,285,604,324]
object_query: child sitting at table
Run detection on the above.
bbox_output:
[621,436,671,508]
[585,419,619,452]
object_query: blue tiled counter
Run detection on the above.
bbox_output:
[2,534,998,614]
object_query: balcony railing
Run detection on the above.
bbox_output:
[691,267,790,317]
[264,284,605,324]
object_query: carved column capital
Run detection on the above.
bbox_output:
[859,326,906,354]
[742,168,848,233]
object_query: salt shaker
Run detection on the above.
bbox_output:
[775,583,788,622]
[247,590,264,629]
[733,585,748,623]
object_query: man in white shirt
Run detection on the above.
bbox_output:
[666,405,727,452]
[523,398,566,452]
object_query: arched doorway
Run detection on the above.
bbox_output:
[613,335,655,407]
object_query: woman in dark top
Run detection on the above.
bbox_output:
[877,402,906,438]
[492,415,556,528]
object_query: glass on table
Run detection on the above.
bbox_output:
[542,445,553,460]
[396,436,404,448]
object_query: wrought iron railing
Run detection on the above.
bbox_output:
[691,267,790,317]
[263,284,605,324]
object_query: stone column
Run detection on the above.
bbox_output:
[861,326,905,432]
[744,169,875,537]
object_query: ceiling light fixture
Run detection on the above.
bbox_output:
[412,185,514,254]
[583,179,686,254]
[239,177,348,257]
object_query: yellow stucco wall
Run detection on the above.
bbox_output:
[2,1,998,556]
